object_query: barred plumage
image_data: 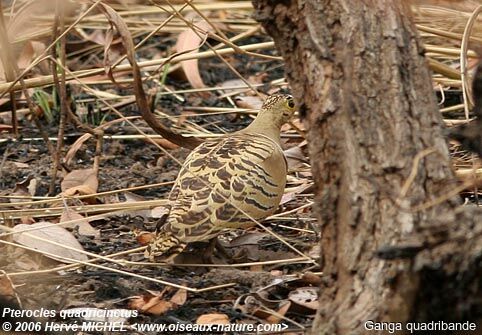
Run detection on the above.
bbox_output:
[145,94,296,260]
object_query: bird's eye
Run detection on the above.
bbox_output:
[287,99,295,109]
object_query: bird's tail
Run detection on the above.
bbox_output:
[144,231,186,261]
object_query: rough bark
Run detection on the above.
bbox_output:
[252,1,482,334]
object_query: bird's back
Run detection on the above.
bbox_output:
[145,93,295,260]
[162,132,286,243]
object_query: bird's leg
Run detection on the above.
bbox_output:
[215,239,232,259]
[201,238,218,264]
[199,238,232,263]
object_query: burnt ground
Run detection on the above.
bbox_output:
[0,22,477,335]
[0,39,319,335]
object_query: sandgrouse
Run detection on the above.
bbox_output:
[145,94,296,261]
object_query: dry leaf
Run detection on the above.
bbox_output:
[229,232,268,247]
[0,110,30,124]
[12,222,89,263]
[129,289,186,316]
[235,96,264,110]
[7,0,78,44]
[10,161,30,169]
[17,41,48,74]
[129,296,149,310]
[64,133,91,166]
[299,272,322,286]
[219,79,248,95]
[0,275,15,298]
[64,116,139,165]
[98,3,202,150]
[174,19,213,92]
[0,124,15,131]
[61,169,98,196]
[123,191,151,219]
[169,289,187,306]
[130,295,175,315]
[151,206,170,219]
[307,244,321,259]
[60,209,99,238]
[136,232,155,246]
[196,313,230,325]
[284,146,308,170]
[266,301,291,324]
[280,183,313,205]
[288,287,319,312]
[0,1,73,81]
[9,177,36,206]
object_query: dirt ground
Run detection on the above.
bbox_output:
[0,35,319,334]
[1,2,479,334]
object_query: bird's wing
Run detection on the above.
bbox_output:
[163,134,286,243]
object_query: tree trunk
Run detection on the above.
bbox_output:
[252,1,482,334]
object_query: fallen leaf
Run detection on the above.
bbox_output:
[0,275,15,298]
[280,183,313,205]
[7,0,78,44]
[17,41,47,74]
[169,289,187,306]
[123,191,146,202]
[136,232,156,246]
[123,191,151,220]
[0,1,74,80]
[288,287,319,312]
[10,161,30,169]
[97,3,203,150]
[129,295,174,315]
[129,289,186,316]
[9,182,30,205]
[196,313,230,325]
[60,209,100,238]
[299,272,322,286]
[282,118,305,133]
[284,146,308,170]
[151,206,170,219]
[9,177,36,206]
[20,217,35,225]
[61,169,98,196]
[219,79,247,95]
[228,232,268,247]
[12,222,89,263]
[174,18,213,93]
[307,244,321,259]
[64,116,139,165]
[235,95,264,110]
[146,300,176,315]
[266,301,291,324]
[0,124,14,131]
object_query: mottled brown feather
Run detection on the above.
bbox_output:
[145,94,295,260]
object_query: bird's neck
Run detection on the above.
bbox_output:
[242,112,282,144]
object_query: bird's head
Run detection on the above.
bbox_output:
[259,93,296,127]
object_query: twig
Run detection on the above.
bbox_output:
[49,0,68,195]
